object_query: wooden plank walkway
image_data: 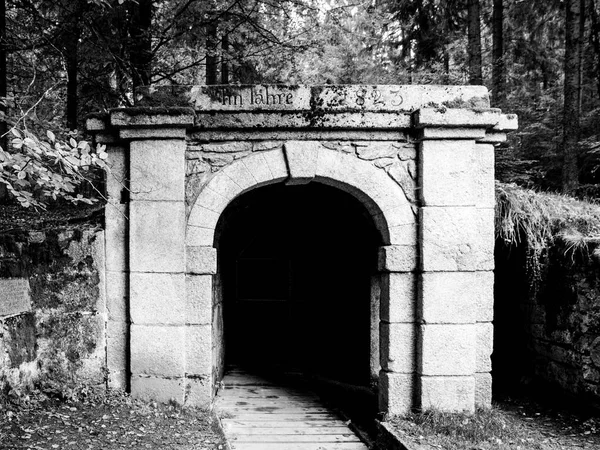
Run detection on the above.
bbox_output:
[215,369,369,450]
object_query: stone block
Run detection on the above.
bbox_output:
[356,142,397,160]
[105,146,127,200]
[187,205,220,230]
[130,139,185,202]
[420,207,494,272]
[380,323,415,373]
[240,152,275,185]
[185,376,213,407]
[262,148,289,180]
[419,140,476,206]
[379,371,414,416]
[131,376,185,404]
[194,185,230,215]
[130,273,185,324]
[419,127,486,140]
[378,245,417,272]
[387,161,417,204]
[186,225,215,247]
[476,322,493,372]
[131,325,185,377]
[476,272,494,322]
[222,157,257,191]
[106,270,127,321]
[203,141,252,153]
[473,144,495,208]
[186,275,212,325]
[121,128,187,140]
[186,246,217,274]
[185,325,212,375]
[104,204,127,272]
[205,170,244,204]
[475,373,492,408]
[130,201,185,273]
[284,140,319,184]
[420,376,475,413]
[420,272,483,324]
[380,273,416,323]
[474,207,495,270]
[414,108,500,128]
[419,324,476,376]
[377,202,416,228]
[388,222,417,246]
[106,320,128,376]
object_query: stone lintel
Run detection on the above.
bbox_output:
[417,127,486,140]
[120,127,187,140]
[477,131,507,144]
[493,113,518,131]
[195,111,411,130]
[284,140,319,185]
[110,107,195,129]
[413,108,502,129]
[138,84,490,113]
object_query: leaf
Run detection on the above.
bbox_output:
[69,137,77,148]
[10,128,21,138]
[47,130,56,142]
[12,138,23,149]
[23,137,37,149]
[17,171,27,180]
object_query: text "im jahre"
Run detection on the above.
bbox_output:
[218,87,294,106]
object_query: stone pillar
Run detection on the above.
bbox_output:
[414,108,516,412]
[87,116,129,390]
[378,245,417,415]
[110,108,194,403]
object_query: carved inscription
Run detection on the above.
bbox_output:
[197,85,409,111]
[0,278,31,317]
[217,86,295,107]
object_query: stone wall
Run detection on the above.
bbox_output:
[495,241,600,407]
[0,226,106,402]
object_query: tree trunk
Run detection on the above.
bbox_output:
[591,0,600,99]
[562,0,583,194]
[221,33,229,85]
[65,23,80,131]
[206,20,218,85]
[0,0,7,151]
[492,0,505,108]
[467,0,483,85]
[130,0,152,92]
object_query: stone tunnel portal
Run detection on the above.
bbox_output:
[216,182,381,387]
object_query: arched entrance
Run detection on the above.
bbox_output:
[216,182,381,386]
[93,84,512,415]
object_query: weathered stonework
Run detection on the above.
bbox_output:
[88,84,517,415]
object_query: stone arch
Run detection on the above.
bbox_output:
[186,146,416,247]
[184,144,418,414]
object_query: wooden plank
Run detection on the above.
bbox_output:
[221,407,332,414]
[223,420,348,428]
[224,427,352,435]
[230,434,361,443]
[230,443,368,450]
[229,414,338,421]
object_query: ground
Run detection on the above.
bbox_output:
[388,395,600,450]
[2,390,599,449]
[0,391,226,450]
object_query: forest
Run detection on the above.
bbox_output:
[0,0,599,207]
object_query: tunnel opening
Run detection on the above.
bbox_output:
[214,182,382,390]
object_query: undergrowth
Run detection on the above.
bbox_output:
[495,182,600,294]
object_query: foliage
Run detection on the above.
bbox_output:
[0,124,107,209]
[495,181,600,294]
